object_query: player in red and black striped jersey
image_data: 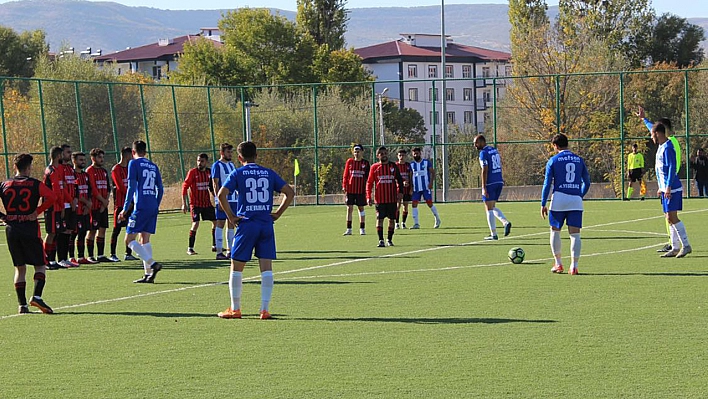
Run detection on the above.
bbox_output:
[56,144,78,268]
[68,152,93,265]
[395,149,413,229]
[110,146,135,260]
[43,146,65,268]
[341,144,371,236]
[86,148,113,262]
[366,146,404,247]
[1,153,57,314]
[181,153,216,255]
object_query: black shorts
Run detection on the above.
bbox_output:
[6,224,46,266]
[63,208,77,231]
[402,193,412,202]
[114,207,128,228]
[191,206,216,222]
[629,169,643,183]
[75,214,90,233]
[90,209,109,230]
[346,193,367,207]
[375,203,398,220]
[44,210,64,234]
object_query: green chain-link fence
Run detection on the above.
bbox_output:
[2,69,707,208]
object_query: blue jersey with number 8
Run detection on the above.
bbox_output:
[541,150,590,209]
[222,163,287,224]
[124,157,163,211]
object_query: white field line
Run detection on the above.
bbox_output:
[1,209,705,321]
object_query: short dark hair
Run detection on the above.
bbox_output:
[71,151,86,161]
[198,153,209,160]
[657,118,672,130]
[50,146,63,161]
[14,153,33,172]
[551,134,569,148]
[61,143,71,151]
[90,148,104,158]
[397,148,407,154]
[237,141,257,160]
[652,123,666,135]
[376,146,388,154]
[632,143,638,149]
[132,140,147,155]
[412,147,421,152]
[121,146,132,156]
[220,143,233,153]
[474,134,486,143]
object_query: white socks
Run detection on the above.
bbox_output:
[226,228,235,250]
[359,210,365,222]
[128,240,154,274]
[261,271,274,312]
[550,230,562,265]
[570,233,581,269]
[672,221,690,248]
[229,271,242,310]
[669,224,680,249]
[214,227,223,251]
[493,207,508,225]
[430,205,439,217]
[486,210,497,235]
[412,208,419,224]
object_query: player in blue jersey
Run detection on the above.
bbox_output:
[118,140,164,283]
[540,134,591,275]
[652,123,692,258]
[211,143,237,260]
[216,141,295,320]
[474,135,512,240]
[409,147,441,229]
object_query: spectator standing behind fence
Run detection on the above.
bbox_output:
[625,143,646,201]
[689,148,708,197]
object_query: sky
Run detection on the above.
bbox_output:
[0,0,706,17]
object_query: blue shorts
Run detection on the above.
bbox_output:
[482,184,503,202]
[127,208,158,234]
[660,192,682,213]
[231,220,276,262]
[549,210,583,229]
[215,201,239,220]
[412,189,432,202]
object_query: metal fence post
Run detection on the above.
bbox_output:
[619,72,625,200]
[555,74,561,135]
[107,83,120,160]
[37,80,49,163]
[313,85,320,205]
[139,84,152,160]
[74,82,85,151]
[684,70,691,197]
[206,86,217,162]
[171,85,186,182]
[0,79,9,179]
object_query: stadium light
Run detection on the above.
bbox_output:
[244,101,259,142]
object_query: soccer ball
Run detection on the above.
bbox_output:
[508,247,525,264]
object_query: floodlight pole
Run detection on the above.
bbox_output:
[244,101,258,141]
[441,0,449,202]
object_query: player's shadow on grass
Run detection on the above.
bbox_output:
[581,236,659,240]
[280,250,369,254]
[290,316,556,324]
[59,311,215,318]
[587,271,708,277]
[243,280,373,285]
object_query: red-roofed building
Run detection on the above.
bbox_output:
[355,34,512,139]
[94,28,223,80]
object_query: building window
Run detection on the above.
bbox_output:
[152,66,162,80]
[431,134,441,144]
[428,88,438,101]
[462,65,472,78]
[446,111,455,124]
[408,88,418,102]
[483,91,491,103]
[463,88,473,101]
[464,111,474,124]
[428,65,438,78]
[505,65,512,76]
[445,65,454,78]
[408,64,418,78]
[446,88,455,101]
[482,66,491,78]
[429,111,439,125]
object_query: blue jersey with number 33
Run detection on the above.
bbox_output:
[124,157,163,211]
[222,163,287,224]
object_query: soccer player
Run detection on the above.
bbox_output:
[474,135,512,240]
[86,148,113,262]
[212,143,237,260]
[366,146,404,247]
[182,153,216,255]
[395,149,412,229]
[118,140,164,283]
[409,147,441,229]
[216,141,295,320]
[57,144,79,268]
[636,106,681,253]
[69,152,93,265]
[110,146,137,261]
[625,143,645,201]
[651,123,692,258]
[342,144,370,236]
[1,153,57,313]
[540,134,591,275]
[43,146,66,270]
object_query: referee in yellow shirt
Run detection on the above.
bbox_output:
[626,143,645,201]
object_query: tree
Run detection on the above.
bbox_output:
[382,100,426,144]
[648,13,705,67]
[171,38,244,87]
[0,26,48,78]
[296,0,348,51]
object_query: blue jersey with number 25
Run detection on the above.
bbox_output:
[124,157,163,211]
[222,163,287,224]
